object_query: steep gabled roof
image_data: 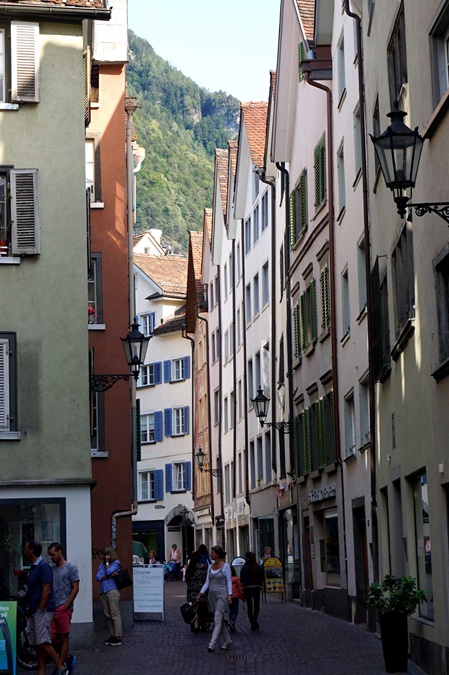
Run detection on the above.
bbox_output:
[228,140,238,181]
[204,208,212,244]
[134,254,188,298]
[190,230,204,303]
[241,101,268,169]
[296,0,315,43]
[0,0,109,12]
[215,149,229,223]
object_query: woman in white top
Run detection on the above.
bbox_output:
[169,544,181,580]
[198,545,232,652]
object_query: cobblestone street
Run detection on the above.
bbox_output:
[18,581,426,675]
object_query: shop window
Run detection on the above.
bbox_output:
[321,509,341,587]
[413,473,434,621]
[0,499,65,598]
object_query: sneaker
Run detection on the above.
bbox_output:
[104,636,114,645]
[67,655,77,673]
[207,643,215,652]
[109,637,122,646]
[220,640,232,650]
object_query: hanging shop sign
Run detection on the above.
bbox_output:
[262,556,284,595]
[308,485,336,504]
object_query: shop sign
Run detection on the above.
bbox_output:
[0,601,16,673]
[308,485,336,504]
[155,505,165,509]
[167,526,180,532]
[262,556,284,594]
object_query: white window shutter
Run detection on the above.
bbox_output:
[11,169,40,255]
[0,339,10,432]
[11,22,40,103]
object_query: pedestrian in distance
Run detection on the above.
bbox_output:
[96,546,122,646]
[197,545,232,652]
[47,543,80,674]
[229,565,245,632]
[259,546,272,564]
[168,543,182,580]
[23,540,68,675]
[197,543,212,566]
[240,551,264,631]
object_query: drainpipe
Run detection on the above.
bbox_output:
[231,239,239,551]
[216,266,225,547]
[304,72,348,590]
[110,97,141,546]
[344,0,378,585]
[195,305,219,539]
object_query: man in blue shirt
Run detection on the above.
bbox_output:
[24,540,68,675]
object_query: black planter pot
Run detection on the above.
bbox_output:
[379,611,408,673]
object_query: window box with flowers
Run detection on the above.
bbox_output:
[88,306,98,324]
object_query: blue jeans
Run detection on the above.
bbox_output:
[229,598,239,622]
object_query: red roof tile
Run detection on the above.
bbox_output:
[228,140,238,181]
[204,208,212,244]
[134,253,188,298]
[215,149,229,222]
[241,102,268,169]
[296,0,315,43]
[0,0,107,8]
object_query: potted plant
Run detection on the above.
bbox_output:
[367,575,426,673]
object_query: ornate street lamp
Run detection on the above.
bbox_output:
[251,387,290,433]
[91,317,150,392]
[195,447,220,477]
[370,103,449,223]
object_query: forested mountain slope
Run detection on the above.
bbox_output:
[127,31,240,252]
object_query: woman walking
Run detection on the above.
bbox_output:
[185,548,209,632]
[96,547,122,645]
[197,545,232,652]
[240,551,264,630]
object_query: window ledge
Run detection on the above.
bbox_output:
[319,326,331,343]
[431,356,449,382]
[352,168,362,190]
[0,256,21,264]
[423,88,449,140]
[305,342,315,357]
[88,323,106,331]
[340,331,350,346]
[391,317,415,361]
[90,202,104,209]
[358,441,370,454]
[337,88,347,111]
[356,305,367,324]
[344,452,356,464]
[324,462,338,474]
[0,431,22,440]
[91,450,108,458]
[91,102,100,109]
[0,103,19,111]
[138,499,157,504]
[141,440,156,445]
[336,206,346,224]
[171,490,187,494]
[310,470,322,480]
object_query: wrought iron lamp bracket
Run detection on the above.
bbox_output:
[408,202,449,225]
[90,374,131,392]
[260,420,291,434]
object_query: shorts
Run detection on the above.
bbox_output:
[27,610,54,646]
[51,605,73,635]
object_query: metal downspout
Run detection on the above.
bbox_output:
[304,73,348,591]
[240,222,250,509]
[182,326,195,502]
[344,0,378,585]
[195,307,217,534]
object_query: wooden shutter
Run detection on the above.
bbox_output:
[164,360,172,383]
[293,304,301,358]
[321,266,330,330]
[185,461,192,491]
[165,463,173,492]
[11,22,39,103]
[164,408,172,436]
[183,406,190,434]
[154,410,163,441]
[83,47,91,127]
[370,258,383,382]
[0,338,10,431]
[154,470,163,500]
[300,292,307,349]
[300,170,308,233]
[310,278,318,341]
[11,169,40,255]
[303,409,311,475]
[154,362,162,385]
[314,139,326,208]
[298,42,306,82]
[183,356,190,379]
[289,191,296,249]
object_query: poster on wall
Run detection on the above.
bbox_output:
[0,601,16,674]
[262,557,284,595]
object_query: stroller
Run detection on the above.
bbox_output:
[167,559,177,581]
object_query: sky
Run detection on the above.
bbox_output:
[127,0,280,103]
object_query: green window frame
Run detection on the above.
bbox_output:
[314,137,327,210]
[298,41,307,82]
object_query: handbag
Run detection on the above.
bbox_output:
[115,566,132,591]
[180,601,198,625]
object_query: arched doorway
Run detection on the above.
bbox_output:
[165,505,194,566]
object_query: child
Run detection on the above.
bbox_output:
[229,565,245,632]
